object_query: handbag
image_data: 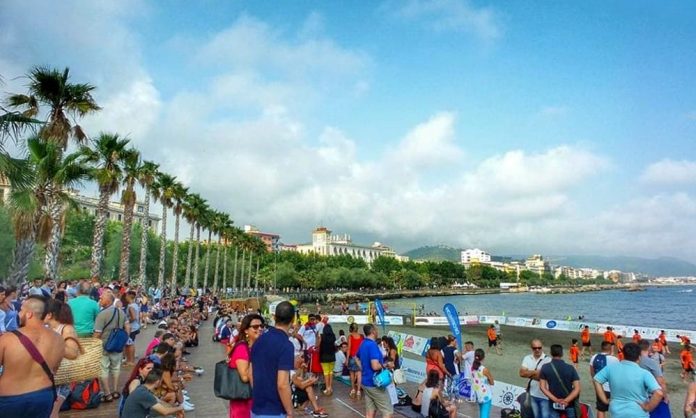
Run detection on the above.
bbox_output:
[393,368,406,385]
[214,344,251,400]
[103,309,129,353]
[373,368,392,388]
[55,337,103,385]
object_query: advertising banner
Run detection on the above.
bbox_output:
[443,303,463,350]
[375,298,386,333]
[388,331,430,356]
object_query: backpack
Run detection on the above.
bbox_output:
[592,353,607,374]
[68,379,102,410]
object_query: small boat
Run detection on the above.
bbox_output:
[624,285,646,292]
[678,289,693,293]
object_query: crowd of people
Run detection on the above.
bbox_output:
[0,278,211,418]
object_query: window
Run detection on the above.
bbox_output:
[118,214,122,221]
[137,205,144,213]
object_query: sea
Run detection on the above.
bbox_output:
[388,285,696,331]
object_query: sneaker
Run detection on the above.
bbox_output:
[183,400,195,408]
[183,403,195,412]
[313,409,328,418]
[182,390,188,395]
[349,389,356,399]
[194,367,204,376]
[304,407,313,415]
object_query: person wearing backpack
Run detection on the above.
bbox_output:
[93,289,130,403]
[589,341,619,418]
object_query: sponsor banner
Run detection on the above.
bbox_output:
[414,316,479,326]
[389,331,430,356]
[443,303,463,350]
[462,315,480,325]
[478,315,506,325]
[401,358,427,384]
[324,315,403,325]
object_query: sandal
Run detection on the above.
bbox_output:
[102,393,114,402]
[112,392,121,400]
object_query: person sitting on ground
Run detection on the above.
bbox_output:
[0,295,66,418]
[119,357,155,417]
[121,366,185,418]
[145,330,165,356]
[291,355,328,417]
[411,370,457,418]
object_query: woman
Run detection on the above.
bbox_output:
[125,291,141,366]
[411,370,457,418]
[159,352,183,406]
[119,358,155,417]
[346,322,364,399]
[319,323,337,396]
[471,348,494,418]
[383,336,400,406]
[229,313,266,418]
[426,338,450,380]
[442,336,460,377]
[55,280,69,302]
[44,299,80,418]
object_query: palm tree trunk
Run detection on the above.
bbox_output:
[222,244,228,298]
[44,192,63,280]
[239,249,246,295]
[157,204,167,290]
[203,230,212,292]
[170,212,180,291]
[193,224,201,288]
[8,232,37,285]
[184,221,194,288]
[255,257,260,293]
[137,188,151,287]
[247,251,253,295]
[90,190,111,278]
[213,236,221,295]
[232,247,238,296]
[118,190,136,282]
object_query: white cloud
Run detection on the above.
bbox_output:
[389,0,502,41]
[641,159,696,185]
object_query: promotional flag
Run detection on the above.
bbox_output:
[374,298,386,333]
[443,303,462,350]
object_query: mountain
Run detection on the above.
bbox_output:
[403,245,461,262]
[546,255,696,277]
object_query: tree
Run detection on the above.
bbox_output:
[169,182,188,290]
[117,149,142,282]
[182,193,205,289]
[200,208,215,292]
[151,172,177,290]
[136,161,158,287]
[81,133,130,278]
[7,66,100,148]
[191,200,209,289]
[211,212,232,295]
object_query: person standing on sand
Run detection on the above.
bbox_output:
[0,295,66,418]
[580,325,593,359]
[486,325,501,356]
[520,339,552,418]
[590,341,619,418]
[638,339,671,418]
[539,344,581,418]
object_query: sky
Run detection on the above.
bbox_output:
[1,1,696,261]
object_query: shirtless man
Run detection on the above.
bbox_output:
[0,296,65,418]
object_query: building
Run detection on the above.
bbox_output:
[460,248,491,265]
[71,192,161,231]
[244,224,280,252]
[0,174,9,204]
[525,254,550,275]
[294,226,405,263]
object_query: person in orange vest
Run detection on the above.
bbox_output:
[615,335,625,361]
[569,338,580,369]
[677,334,692,348]
[659,330,671,355]
[632,329,642,343]
[603,327,616,355]
[580,325,593,359]
[652,338,664,355]
[681,345,695,382]
[487,325,501,356]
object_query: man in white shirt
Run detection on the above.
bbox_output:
[296,314,319,349]
[519,339,552,418]
[589,341,620,418]
[461,341,475,379]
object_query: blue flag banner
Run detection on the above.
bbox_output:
[443,303,462,350]
[374,298,386,332]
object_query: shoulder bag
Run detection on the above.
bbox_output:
[214,342,251,400]
[549,362,582,418]
[517,357,543,418]
[11,330,57,400]
[103,309,129,353]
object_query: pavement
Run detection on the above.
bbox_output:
[60,319,494,418]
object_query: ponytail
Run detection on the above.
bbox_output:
[472,348,485,371]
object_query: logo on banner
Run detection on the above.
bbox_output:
[546,320,557,329]
[443,303,463,350]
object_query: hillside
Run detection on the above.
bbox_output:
[403,245,461,262]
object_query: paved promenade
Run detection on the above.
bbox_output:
[61,319,491,417]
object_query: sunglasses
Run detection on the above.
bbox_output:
[250,324,265,330]
[531,346,543,350]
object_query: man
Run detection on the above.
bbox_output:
[594,342,663,418]
[539,344,581,418]
[93,289,129,401]
[580,325,592,359]
[461,341,475,379]
[589,341,620,418]
[251,301,295,418]
[27,278,43,296]
[603,327,616,355]
[639,339,671,418]
[121,367,184,418]
[296,314,320,349]
[68,280,100,337]
[39,278,54,298]
[681,345,695,382]
[0,286,19,332]
[358,323,393,418]
[520,339,553,418]
[0,295,65,417]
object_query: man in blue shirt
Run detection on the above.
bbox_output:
[593,342,663,418]
[251,301,295,418]
[358,323,393,418]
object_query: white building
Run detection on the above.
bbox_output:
[295,227,406,263]
[72,192,161,231]
[460,248,491,265]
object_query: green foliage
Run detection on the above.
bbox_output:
[0,205,15,278]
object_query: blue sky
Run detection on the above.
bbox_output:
[2,1,696,262]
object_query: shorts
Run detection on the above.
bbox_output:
[101,351,123,377]
[348,356,362,372]
[685,367,694,373]
[595,391,610,412]
[321,362,335,376]
[293,388,309,406]
[488,339,497,347]
[0,386,55,418]
[56,383,71,400]
[130,329,140,341]
[582,341,591,347]
[363,386,393,415]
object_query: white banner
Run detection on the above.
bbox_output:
[325,315,403,325]
[389,331,429,356]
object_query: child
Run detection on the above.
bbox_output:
[681,345,695,382]
[292,355,328,418]
[570,339,580,369]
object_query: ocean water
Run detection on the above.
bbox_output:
[389,285,696,330]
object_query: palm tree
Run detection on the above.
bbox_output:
[192,200,209,290]
[169,182,188,291]
[80,133,130,278]
[200,208,215,293]
[117,149,142,282]
[136,161,159,287]
[151,172,177,290]
[182,193,205,289]
[7,66,100,147]
[212,212,233,295]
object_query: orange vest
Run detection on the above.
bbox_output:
[487,328,497,340]
[632,333,641,343]
[681,351,693,369]
[603,331,615,343]
[581,329,590,343]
